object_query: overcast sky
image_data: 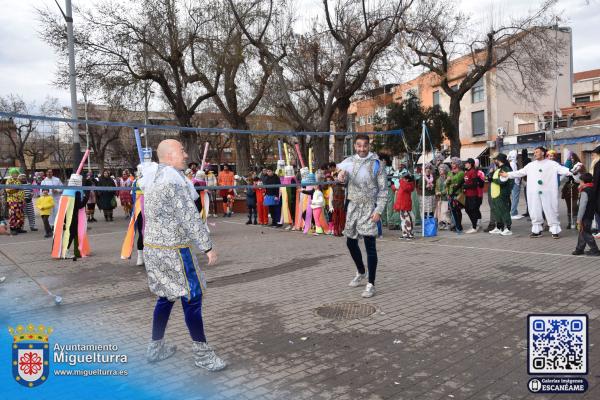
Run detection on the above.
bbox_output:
[0,0,598,108]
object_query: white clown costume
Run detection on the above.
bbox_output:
[506,158,572,235]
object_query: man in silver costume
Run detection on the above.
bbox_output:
[337,134,387,298]
[141,139,226,371]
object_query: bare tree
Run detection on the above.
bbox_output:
[38,0,219,161]
[186,0,285,175]
[231,0,409,166]
[82,90,130,172]
[0,95,59,173]
[48,135,72,180]
[402,0,562,156]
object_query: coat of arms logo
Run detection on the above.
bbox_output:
[8,323,53,388]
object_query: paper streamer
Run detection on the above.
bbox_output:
[284,143,290,166]
[278,139,283,161]
[308,147,313,173]
[76,149,90,175]
[201,142,209,169]
[294,144,306,168]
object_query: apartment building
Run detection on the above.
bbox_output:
[348,28,573,163]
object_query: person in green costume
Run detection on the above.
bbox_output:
[446,158,465,232]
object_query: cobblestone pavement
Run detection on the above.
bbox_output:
[1,199,599,399]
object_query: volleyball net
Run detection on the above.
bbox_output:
[0,111,409,192]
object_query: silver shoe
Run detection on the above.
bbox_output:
[146,339,177,363]
[349,273,366,287]
[192,341,227,371]
[361,283,376,298]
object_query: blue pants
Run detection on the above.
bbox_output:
[152,296,206,342]
[347,236,378,285]
[510,183,520,216]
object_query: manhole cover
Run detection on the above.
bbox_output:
[315,302,376,320]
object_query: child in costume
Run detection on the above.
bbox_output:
[300,172,316,234]
[331,170,346,236]
[255,180,268,225]
[323,177,334,234]
[36,189,55,238]
[85,174,98,222]
[5,168,26,234]
[393,174,415,239]
[279,166,297,229]
[246,177,258,225]
[311,185,326,235]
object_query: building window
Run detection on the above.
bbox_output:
[574,96,590,104]
[375,106,387,119]
[471,79,484,103]
[518,123,535,134]
[433,91,440,106]
[367,115,373,125]
[472,110,485,136]
[359,116,366,126]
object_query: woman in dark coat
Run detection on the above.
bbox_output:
[96,169,116,221]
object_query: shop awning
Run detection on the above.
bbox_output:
[444,144,489,162]
[416,152,435,165]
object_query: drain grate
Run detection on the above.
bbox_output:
[315,302,377,320]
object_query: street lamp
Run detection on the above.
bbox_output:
[54,0,81,170]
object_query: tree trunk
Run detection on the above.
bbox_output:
[98,152,105,173]
[176,113,201,165]
[230,119,251,176]
[448,98,462,157]
[334,98,351,162]
[311,136,330,171]
[18,151,27,174]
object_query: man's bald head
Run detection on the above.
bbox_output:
[157,139,188,170]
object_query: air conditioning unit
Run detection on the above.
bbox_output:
[487,140,496,148]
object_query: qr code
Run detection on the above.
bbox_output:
[528,315,587,374]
